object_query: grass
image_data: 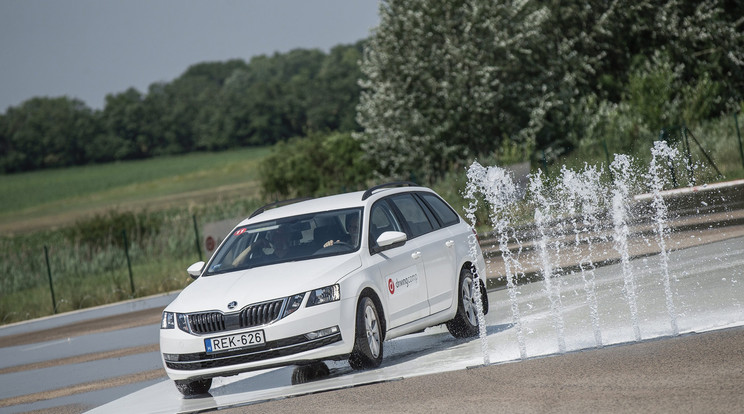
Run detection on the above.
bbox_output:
[0,147,270,234]
[0,255,196,323]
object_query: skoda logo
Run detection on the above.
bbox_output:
[227,301,238,310]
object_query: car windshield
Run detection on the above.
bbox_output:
[205,208,363,275]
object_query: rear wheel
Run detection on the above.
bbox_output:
[446,267,482,338]
[348,296,383,370]
[175,378,212,396]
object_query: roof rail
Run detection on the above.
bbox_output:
[361,181,418,200]
[249,197,312,219]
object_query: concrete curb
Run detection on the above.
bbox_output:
[0,291,179,338]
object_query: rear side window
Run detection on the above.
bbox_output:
[388,194,434,238]
[419,193,459,227]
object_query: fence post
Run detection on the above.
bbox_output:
[602,139,611,168]
[659,129,678,188]
[44,245,57,314]
[192,215,203,262]
[122,230,135,295]
[735,112,744,169]
[681,126,695,185]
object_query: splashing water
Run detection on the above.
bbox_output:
[558,164,603,348]
[462,140,701,362]
[529,170,567,353]
[462,163,491,365]
[468,161,528,360]
[610,154,642,341]
[648,141,680,336]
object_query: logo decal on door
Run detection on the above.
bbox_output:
[387,267,419,296]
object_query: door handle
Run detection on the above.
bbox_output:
[411,251,421,259]
[445,240,455,248]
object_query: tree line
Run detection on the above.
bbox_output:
[0,42,364,174]
[2,0,743,198]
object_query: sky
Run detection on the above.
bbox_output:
[0,0,380,111]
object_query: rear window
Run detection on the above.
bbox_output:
[389,194,434,238]
[419,193,459,227]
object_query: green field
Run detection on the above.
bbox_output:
[0,147,272,324]
[0,147,271,235]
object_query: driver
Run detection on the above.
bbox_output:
[323,213,360,248]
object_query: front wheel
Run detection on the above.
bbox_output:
[446,267,483,338]
[348,296,383,370]
[291,361,330,385]
[175,378,212,396]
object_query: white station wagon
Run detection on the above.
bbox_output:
[160,183,488,395]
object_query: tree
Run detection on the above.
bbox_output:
[92,88,146,162]
[0,97,99,172]
[356,0,744,181]
[356,0,550,183]
[307,41,365,132]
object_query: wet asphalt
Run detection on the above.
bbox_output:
[226,326,744,414]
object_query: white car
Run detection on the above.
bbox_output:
[160,183,488,395]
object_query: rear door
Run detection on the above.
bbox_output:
[415,192,462,313]
[387,193,457,315]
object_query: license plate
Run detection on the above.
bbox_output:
[204,330,265,354]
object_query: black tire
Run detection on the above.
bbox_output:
[348,296,383,370]
[446,267,481,338]
[291,361,330,385]
[175,378,212,396]
[480,278,489,315]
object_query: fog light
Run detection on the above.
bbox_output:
[163,353,179,361]
[305,326,339,340]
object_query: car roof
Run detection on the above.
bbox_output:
[239,185,434,226]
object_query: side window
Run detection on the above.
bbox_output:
[419,193,459,227]
[389,194,434,238]
[369,201,402,249]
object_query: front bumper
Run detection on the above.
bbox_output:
[160,297,356,381]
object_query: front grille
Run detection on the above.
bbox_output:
[185,298,287,335]
[189,312,226,334]
[240,299,283,328]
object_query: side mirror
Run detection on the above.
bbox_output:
[373,231,407,253]
[187,261,205,279]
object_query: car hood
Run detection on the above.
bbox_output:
[166,254,362,313]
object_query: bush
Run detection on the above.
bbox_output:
[259,131,373,198]
[64,210,163,249]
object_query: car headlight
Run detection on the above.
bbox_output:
[161,311,175,329]
[283,293,306,318]
[306,284,340,307]
[161,311,190,332]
